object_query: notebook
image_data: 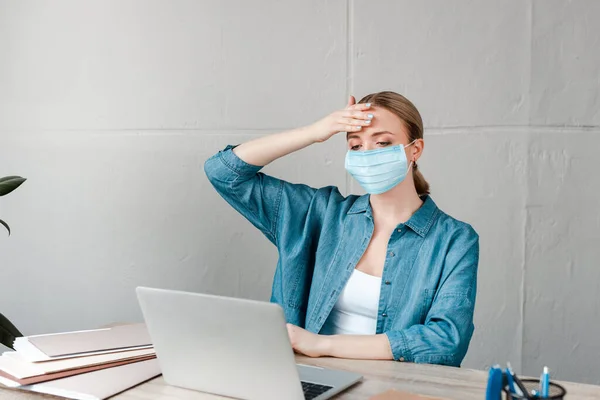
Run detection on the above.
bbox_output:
[14,323,152,361]
[0,355,155,385]
[0,358,161,400]
[0,348,155,378]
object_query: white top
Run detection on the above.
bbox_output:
[320,269,382,335]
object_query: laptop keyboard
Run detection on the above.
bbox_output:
[301,381,333,400]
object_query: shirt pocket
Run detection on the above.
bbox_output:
[420,289,436,323]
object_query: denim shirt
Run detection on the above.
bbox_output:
[204,145,479,367]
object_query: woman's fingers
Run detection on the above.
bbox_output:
[341,124,362,132]
[339,117,371,126]
[342,110,373,120]
[335,108,374,133]
[313,98,373,140]
[348,102,371,111]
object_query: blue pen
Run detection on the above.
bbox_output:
[486,365,503,400]
[541,366,550,397]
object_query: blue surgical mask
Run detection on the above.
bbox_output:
[345,141,416,195]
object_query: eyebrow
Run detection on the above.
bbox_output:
[347,130,395,140]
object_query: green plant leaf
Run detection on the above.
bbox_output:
[0,218,9,236]
[0,312,23,350]
[0,176,26,196]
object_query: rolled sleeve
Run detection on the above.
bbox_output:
[385,330,413,362]
[204,144,262,181]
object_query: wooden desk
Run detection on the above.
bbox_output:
[2,356,600,400]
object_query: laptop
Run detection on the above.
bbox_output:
[136,286,362,400]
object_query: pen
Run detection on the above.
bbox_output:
[541,366,550,397]
[506,362,523,397]
[511,370,531,399]
[485,365,503,400]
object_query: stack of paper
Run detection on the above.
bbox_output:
[0,323,161,400]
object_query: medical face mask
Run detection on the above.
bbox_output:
[345,141,415,195]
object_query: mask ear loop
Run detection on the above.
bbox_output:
[404,139,418,148]
[405,139,418,172]
[407,159,415,174]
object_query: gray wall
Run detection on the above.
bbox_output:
[1,0,599,385]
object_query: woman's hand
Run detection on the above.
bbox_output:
[308,96,374,143]
[286,324,331,358]
[231,96,373,167]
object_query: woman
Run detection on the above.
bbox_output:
[204,91,479,367]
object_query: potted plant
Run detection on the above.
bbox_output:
[1,175,26,349]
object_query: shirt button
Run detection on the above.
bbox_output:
[397,229,402,233]
[385,280,391,285]
[399,357,405,362]
[382,312,388,317]
[388,251,395,257]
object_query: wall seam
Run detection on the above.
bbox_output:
[3,124,600,135]
[344,0,354,196]
[520,0,535,374]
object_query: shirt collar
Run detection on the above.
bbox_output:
[347,195,370,215]
[347,194,439,237]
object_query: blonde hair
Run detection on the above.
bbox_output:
[358,91,430,196]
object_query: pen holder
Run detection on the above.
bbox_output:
[503,378,566,399]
